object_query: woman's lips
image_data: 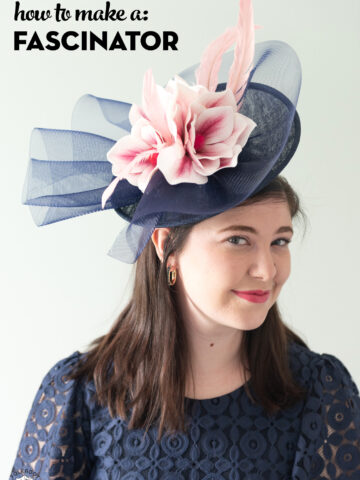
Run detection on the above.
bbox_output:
[232,289,271,304]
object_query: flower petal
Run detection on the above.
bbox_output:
[129,103,147,125]
[234,113,257,147]
[127,151,158,175]
[166,79,199,139]
[199,89,237,111]
[218,144,243,169]
[198,142,234,158]
[140,124,163,147]
[195,106,235,145]
[142,69,173,143]
[107,134,150,175]
[134,165,158,193]
[193,157,220,176]
[101,176,122,209]
[157,142,207,185]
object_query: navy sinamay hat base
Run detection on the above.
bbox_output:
[114,81,301,224]
[22,40,302,263]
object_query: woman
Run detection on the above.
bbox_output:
[10,0,360,478]
[10,177,360,479]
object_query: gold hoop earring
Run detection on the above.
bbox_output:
[167,266,177,286]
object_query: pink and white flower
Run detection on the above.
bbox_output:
[101,0,257,209]
[101,71,256,208]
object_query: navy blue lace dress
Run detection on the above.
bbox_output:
[9,342,360,479]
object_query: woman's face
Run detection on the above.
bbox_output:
[174,199,293,331]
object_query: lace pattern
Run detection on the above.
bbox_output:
[9,343,360,479]
[9,353,93,480]
[293,353,360,479]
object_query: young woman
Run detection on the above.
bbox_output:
[10,1,360,478]
[10,177,360,479]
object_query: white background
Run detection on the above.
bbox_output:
[1,0,359,475]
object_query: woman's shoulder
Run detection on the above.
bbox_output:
[287,343,360,477]
[288,340,359,397]
[9,350,95,479]
[41,349,99,405]
[41,349,84,380]
[35,349,92,398]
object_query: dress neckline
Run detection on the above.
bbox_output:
[184,377,251,402]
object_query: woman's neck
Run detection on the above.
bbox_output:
[182,315,247,399]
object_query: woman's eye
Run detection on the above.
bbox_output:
[227,236,292,247]
[227,236,248,245]
[273,238,291,247]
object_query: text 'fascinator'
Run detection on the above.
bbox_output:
[22,0,302,263]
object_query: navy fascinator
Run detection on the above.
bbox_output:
[22,0,301,263]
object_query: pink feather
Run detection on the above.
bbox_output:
[195,27,237,92]
[227,0,255,107]
[196,0,255,107]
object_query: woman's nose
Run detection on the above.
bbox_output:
[248,248,277,281]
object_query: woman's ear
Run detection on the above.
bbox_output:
[151,228,172,263]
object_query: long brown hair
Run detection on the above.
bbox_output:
[68,175,309,441]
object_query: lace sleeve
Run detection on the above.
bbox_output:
[292,352,360,479]
[9,351,94,480]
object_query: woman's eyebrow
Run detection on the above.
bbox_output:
[218,225,294,235]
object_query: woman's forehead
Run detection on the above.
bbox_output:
[200,199,292,230]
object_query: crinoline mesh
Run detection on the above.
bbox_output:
[22,40,302,263]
